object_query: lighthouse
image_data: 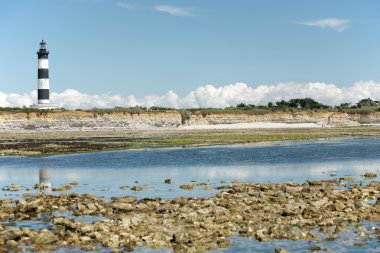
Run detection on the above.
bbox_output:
[31,40,57,109]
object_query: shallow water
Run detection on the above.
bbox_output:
[0,138,380,252]
[1,138,380,199]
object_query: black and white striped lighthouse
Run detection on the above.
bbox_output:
[31,40,57,109]
[37,40,50,104]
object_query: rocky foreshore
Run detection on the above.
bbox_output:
[0,178,379,252]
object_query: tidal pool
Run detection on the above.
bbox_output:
[0,138,379,252]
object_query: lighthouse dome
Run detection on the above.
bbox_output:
[40,40,47,49]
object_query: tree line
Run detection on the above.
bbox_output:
[229,97,380,111]
[0,97,379,113]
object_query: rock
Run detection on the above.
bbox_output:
[119,185,129,190]
[231,180,240,184]
[112,196,137,203]
[70,181,79,186]
[16,199,42,212]
[81,245,99,251]
[52,185,72,191]
[179,184,194,190]
[33,183,45,190]
[275,248,289,253]
[334,200,345,211]
[111,203,133,211]
[6,240,18,247]
[80,236,92,243]
[102,234,120,248]
[308,180,324,186]
[164,179,172,184]
[255,228,269,242]
[131,186,143,191]
[309,245,327,251]
[35,230,58,244]
[285,186,303,193]
[339,177,355,181]
[311,197,328,208]
[11,184,21,190]
[1,186,10,191]
[1,184,20,192]
[361,172,377,179]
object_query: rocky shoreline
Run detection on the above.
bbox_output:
[0,177,379,252]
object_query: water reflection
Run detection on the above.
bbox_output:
[0,158,376,200]
[39,167,51,193]
[0,138,379,200]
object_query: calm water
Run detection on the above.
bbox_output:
[1,138,380,252]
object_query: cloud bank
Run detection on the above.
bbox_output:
[155,5,191,17]
[1,81,380,110]
[298,18,350,32]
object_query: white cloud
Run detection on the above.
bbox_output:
[298,18,350,32]
[116,2,133,9]
[155,5,191,17]
[2,81,380,110]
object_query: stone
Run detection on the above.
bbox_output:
[285,186,303,193]
[131,186,143,191]
[112,196,137,203]
[275,248,289,253]
[340,177,355,181]
[361,172,377,179]
[334,200,345,211]
[311,197,328,208]
[164,179,172,184]
[35,230,58,244]
[16,199,42,212]
[309,245,327,251]
[255,228,269,242]
[179,184,194,190]
[52,185,72,191]
[308,180,324,186]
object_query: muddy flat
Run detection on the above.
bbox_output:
[1,126,380,156]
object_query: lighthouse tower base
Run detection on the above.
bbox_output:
[30,103,58,110]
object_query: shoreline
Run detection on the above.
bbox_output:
[1,125,380,156]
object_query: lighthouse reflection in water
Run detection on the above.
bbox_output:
[39,167,51,193]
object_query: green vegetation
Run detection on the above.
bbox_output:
[79,98,380,116]
[1,98,380,115]
[0,106,63,113]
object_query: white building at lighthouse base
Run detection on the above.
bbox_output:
[30,103,58,109]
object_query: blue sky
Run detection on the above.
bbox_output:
[1,0,380,106]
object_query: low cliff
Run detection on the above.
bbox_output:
[1,111,380,131]
[0,111,182,131]
[186,111,380,126]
